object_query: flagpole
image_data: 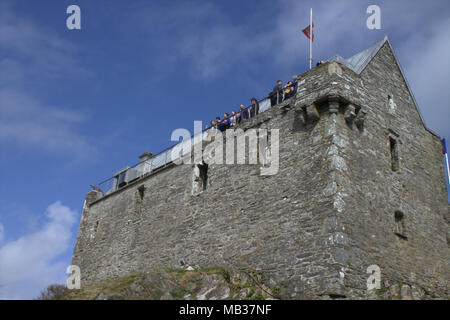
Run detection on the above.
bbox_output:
[309,8,313,69]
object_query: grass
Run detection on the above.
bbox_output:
[272,285,281,296]
[376,282,389,300]
[249,293,265,300]
[58,266,275,300]
[397,281,403,300]
[170,287,192,300]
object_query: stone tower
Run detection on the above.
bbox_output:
[72,36,449,299]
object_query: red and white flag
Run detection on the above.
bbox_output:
[302,23,314,41]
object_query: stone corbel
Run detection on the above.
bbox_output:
[296,93,366,127]
[299,103,320,125]
[328,96,340,114]
[299,106,307,125]
[344,104,356,123]
[305,103,320,122]
[354,109,367,128]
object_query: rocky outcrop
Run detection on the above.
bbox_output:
[60,266,447,300]
[63,267,281,300]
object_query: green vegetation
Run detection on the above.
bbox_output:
[246,287,255,298]
[376,282,389,300]
[397,281,403,300]
[272,285,281,296]
[250,293,265,300]
[170,287,192,300]
[34,284,68,300]
[38,266,277,300]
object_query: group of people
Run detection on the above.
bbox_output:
[269,77,298,106]
[208,98,260,132]
[206,77,299,132]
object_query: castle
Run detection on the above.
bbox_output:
[72,36,449,299]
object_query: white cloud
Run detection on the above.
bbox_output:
[0,1,86,86]
[138,1,274,80]
[0,3,95,158]
[0,88,96,158]
[139,1,374,79]
[0,202,78,300]
[398,18,450,139]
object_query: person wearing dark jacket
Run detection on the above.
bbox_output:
[216,116,225,132]
[283,81,295,100]
[237,104,249,123]
[249,98,259,118]
[270,80,283,106]
[222,113,230,130]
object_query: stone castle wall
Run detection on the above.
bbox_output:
[72,43,449,299]
[329,43,449,298]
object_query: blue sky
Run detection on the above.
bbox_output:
[0,0,449,299]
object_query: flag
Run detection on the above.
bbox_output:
[302,23,314,41]
[441,138,447,155]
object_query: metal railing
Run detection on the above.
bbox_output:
[97,79,299,195]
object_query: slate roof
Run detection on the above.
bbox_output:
[328,35,388,74]
[327,35,438,137]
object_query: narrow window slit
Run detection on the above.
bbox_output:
[138,185,145,200]
[389,136,399,171]
[394,211,407,240]
[198,163,208,191]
